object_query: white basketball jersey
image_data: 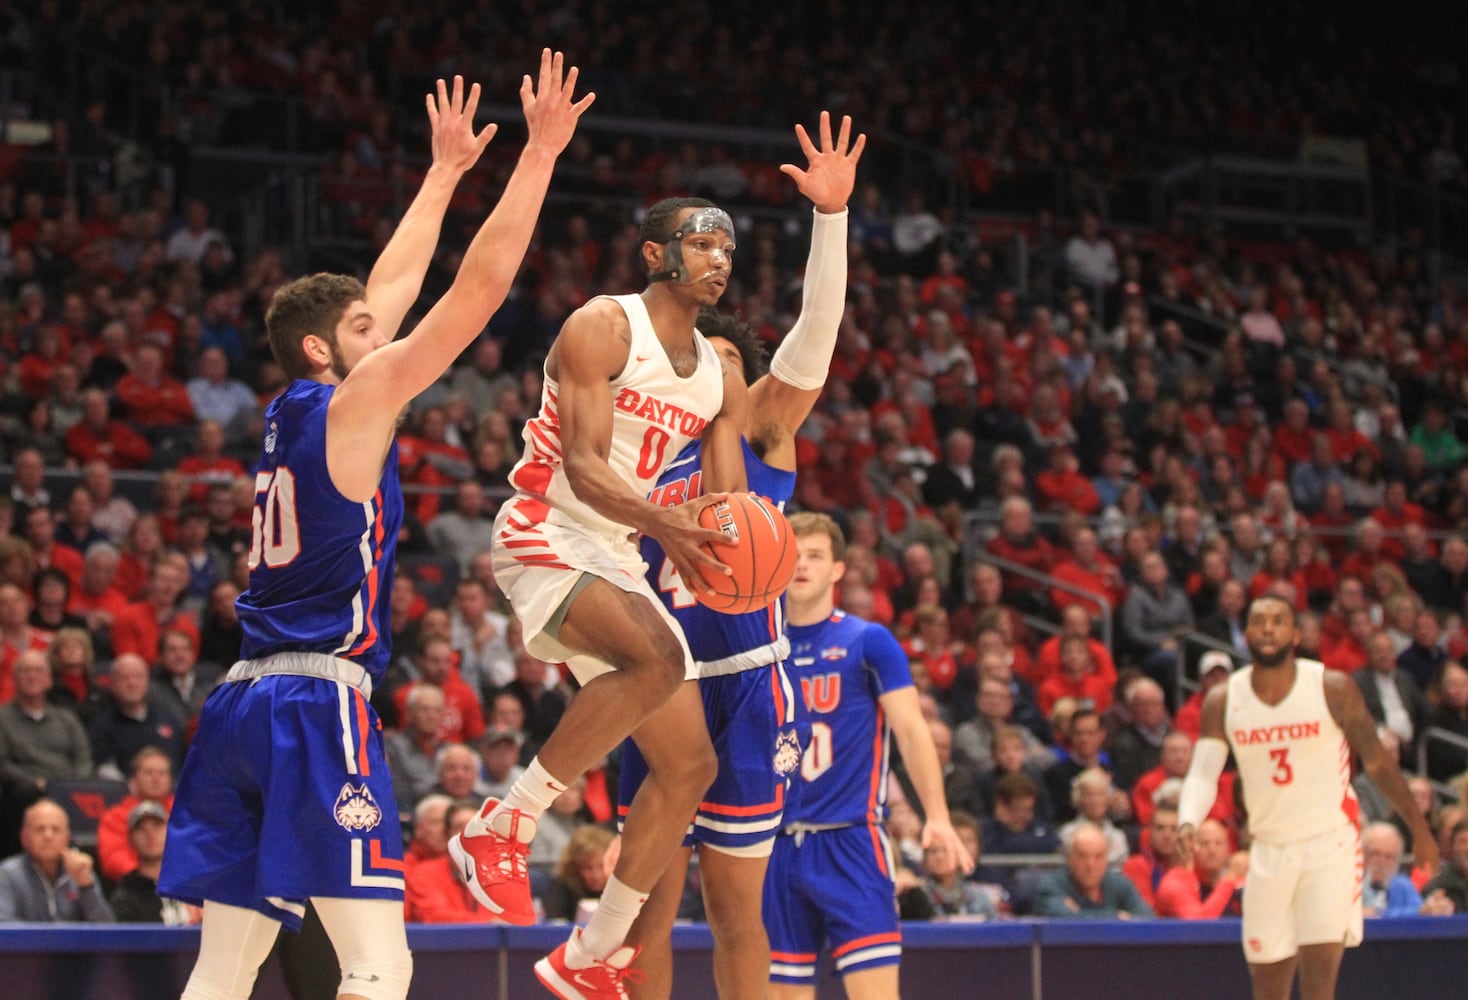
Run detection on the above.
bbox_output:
[1225,658,1359,844]
[507,293,725,540]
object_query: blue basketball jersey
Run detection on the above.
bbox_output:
[237,380,403,683]
[641,438,797,659]
[784,610,912,827]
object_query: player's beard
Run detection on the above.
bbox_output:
[1248,641,1292,669]
[326,340,351,383]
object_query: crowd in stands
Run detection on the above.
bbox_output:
[4,0,1468,932]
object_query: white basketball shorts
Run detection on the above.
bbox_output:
[492,497,696,685]
[1241,822,1363,965]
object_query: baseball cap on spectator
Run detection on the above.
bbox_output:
[128,800,168,829]
[1199,650,1235,677]
[481,726,523,748]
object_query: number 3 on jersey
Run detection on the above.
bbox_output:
[1269,747,1293,785]
[249,467,301,570]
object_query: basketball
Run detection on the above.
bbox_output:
[694,493,797,615]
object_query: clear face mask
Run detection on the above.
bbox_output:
[650,207,737,284]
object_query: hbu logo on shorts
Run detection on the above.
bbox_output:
[333,783,383,832]
[772,728,802,776]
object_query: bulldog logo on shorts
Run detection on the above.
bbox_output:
[333,783,383,832]
[772,728,802,776]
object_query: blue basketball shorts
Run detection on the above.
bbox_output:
[158,675,404,931]
[763,823,902,984]
[619,661,802,857]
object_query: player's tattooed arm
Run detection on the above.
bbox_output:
[1325,671,1439,874]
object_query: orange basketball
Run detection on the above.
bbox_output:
[694,493,797,615]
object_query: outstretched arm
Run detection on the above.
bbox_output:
[1325,671,1439,876]
[699,356,750,494]
[365,75,499,339]
[748,112,866,469]
[334,50,593,462]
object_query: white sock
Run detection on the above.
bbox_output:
[467,758,565,840]
[565,874,649,966]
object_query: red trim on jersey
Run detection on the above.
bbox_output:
[528,421,561,458]
[514,552,568,564]
[510,461,553,495]
[368,838,405,873]
[771,951,818,963]
[866,705,885,825]
[353,690,370,776]
[348,491,385,656]
[512,496,552,525]
[502,538,551,548]
[868,825,890,878]
[699,785,783,816]
[768,662,787,742]
[834,932,901,958]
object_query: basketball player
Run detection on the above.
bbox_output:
[451,154,754,1000]
[617,111,866,1000]
[1178,595,1438,1000]
[156,55,592,1000]
[765,513,972,1000]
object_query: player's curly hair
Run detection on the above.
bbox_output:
[696,309,768,386]
[265,273,365,379]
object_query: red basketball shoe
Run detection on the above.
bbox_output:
[534,931,644,1000]
[446,798,536,925]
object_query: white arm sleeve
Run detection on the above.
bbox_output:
[768,208,849,390]
[1178,737,1229,830]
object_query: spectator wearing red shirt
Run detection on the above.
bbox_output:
[1133,732,1236,832]
[175,421,247,504]
[67,542,131,632]
[1155,818,1245,919]
[22,506,84,586]
[114,343,195,430]
[1035,444,1101,516]
[64,388,152,470]
[1037,635,1113,718]
[1324,398,1376,465]
[1035,605,1118,689]
[406,800,498,923]
[0,582,52,703]
[1248,537,1308,608]
[1268,396,1315,466]
[986,497,1056,606]
[950,561,1035,653]
[392,636,486,746]
[1174,652,1235,739]
[901,605,966,693]
[1370,480,1427,562]
[1321,607,1374,673]
[403,795,452,881]
[96,746,175,882]
[1050,528,1125,619]
[397,405,472,523]
[111,552,199,662]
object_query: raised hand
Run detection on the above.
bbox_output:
[521,48,596,156]
[427,75,498,176]
[779,110,867,215]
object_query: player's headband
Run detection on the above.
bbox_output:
[649,207,737,285]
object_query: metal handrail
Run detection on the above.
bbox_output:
[969,548,1114,653]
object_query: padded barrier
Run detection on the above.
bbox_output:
[1,917,1465,999]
